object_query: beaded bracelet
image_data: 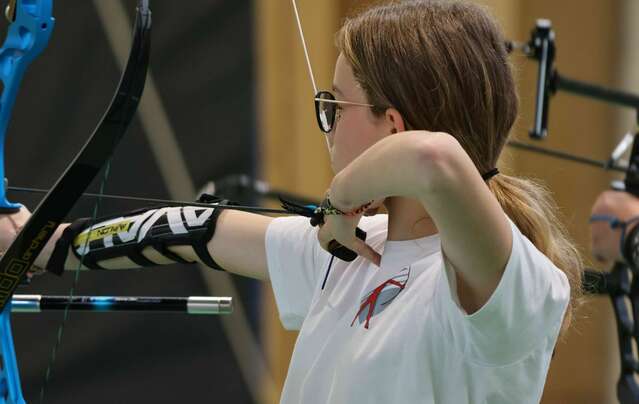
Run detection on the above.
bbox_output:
[314,196,373,218]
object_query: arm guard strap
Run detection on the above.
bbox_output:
[46,201,229,275]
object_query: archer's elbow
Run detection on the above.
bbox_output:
[413,131,464,195]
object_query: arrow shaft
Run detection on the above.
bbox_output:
[12,295,232,314]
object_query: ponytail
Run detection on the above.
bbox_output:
[488,173,584,337]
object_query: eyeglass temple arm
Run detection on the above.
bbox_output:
[314,98,375,108]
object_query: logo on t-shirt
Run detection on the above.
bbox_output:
[351,267,410,329]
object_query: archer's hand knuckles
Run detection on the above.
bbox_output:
[317,218,342,249]
[0,206,30,250]
[317,225,330,250]
[317,218,339,249]
[327,218,358,247]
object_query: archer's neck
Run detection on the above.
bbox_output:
[384,196,438,241]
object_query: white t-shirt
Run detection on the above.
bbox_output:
[265,214,570,404]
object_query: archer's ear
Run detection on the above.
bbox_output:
[384,108,406,133]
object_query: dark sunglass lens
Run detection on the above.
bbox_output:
[316,92,336,133]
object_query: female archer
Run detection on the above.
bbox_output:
[1,0,582,402]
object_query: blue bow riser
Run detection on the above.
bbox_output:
[0,1,54,403]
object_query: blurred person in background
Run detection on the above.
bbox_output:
[590,190,639,266]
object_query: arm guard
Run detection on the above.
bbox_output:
[46,200,229,275]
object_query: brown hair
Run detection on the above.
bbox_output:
[336,0,582,336]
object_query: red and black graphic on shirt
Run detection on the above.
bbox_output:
[351,267,411,329]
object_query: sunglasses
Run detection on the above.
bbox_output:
[314,90,382,133]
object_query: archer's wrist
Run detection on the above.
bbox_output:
[329,171,379,213]
[34,224,68,270]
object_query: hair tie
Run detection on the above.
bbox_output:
[481,168,499,181]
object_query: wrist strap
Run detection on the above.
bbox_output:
[47,218,93,275]
[315,195,373,218]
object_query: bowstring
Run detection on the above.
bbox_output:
[291,0,317,95]
[39,160,111,403]
[291,0,331,154]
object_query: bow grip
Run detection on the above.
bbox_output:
[328,227,367,261]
